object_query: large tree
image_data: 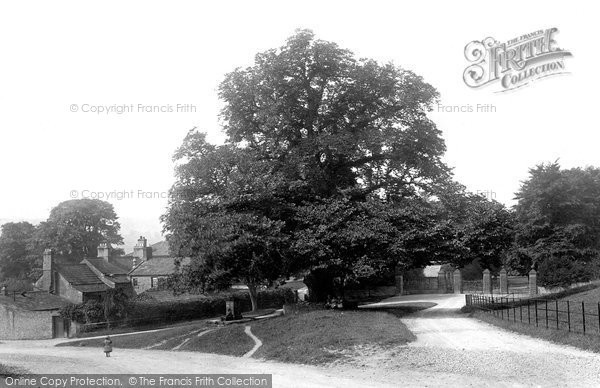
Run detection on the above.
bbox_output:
[0,221,38,282]
[510,161,600,286]
[33,199,123,261]
[164,30,463,302]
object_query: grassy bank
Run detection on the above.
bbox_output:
[60,307,420,365]
[471,310,600,353]
[0,364,26,377]
[467,284,600,353]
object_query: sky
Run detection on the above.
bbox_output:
[0,0,597,249]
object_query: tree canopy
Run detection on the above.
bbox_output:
[509,161,600,285]
[162,29,515,303]
[33,199,123,261]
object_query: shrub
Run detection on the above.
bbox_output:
[538,256,594,288]
[60,301,104,324]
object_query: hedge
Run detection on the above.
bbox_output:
[62,287,296,325]
[127,287,296,324]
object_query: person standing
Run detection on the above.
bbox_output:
[103,336,113,357]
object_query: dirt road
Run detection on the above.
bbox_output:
[2,294,600,387]
[358,294,600,386]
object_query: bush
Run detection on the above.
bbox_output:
[538,256,594,288]
[60,301,104,324]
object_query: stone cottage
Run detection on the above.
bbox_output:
[128,237,190,293]
[0,286,69,339]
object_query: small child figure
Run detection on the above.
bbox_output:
[103,336,113,357]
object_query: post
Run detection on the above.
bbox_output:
[582,302,586,334]
[567,301,571,332]
[556,300,559,330]
[453,269,462,294]
[527,301,531,324]
[545,300,548,329]
[528,269,538,296]
[395,269,404,296]
[482,269,492,294]
[535,300,538,327]
[499,267,508,294]
[437,268,447,293]
[520,303,522,322]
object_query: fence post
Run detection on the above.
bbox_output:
[528,269,538,296]
[501,298,504,320]
[545,300,548,329]
[500,268,508,294]
[556,300,559,330]
[582,302,586,334]
[535,300,538,327]
[520,302,522,322]
[567,301,571,332]
[527,301,530,324]
[598,303,600,334]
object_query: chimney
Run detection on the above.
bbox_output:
[133,236,149,263]
[97,242,110,261]
[42,248,54,292]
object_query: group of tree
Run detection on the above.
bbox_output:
[507,161,600,286]
[161,30,517,309]
[0,199,123,291]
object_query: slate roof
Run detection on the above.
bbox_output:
[85,258,129,275]
[57,264,104,285]
[0,292,68,311]
[111,256,134,271]
[130,256,191,276]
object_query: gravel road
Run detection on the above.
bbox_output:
[1,294,599,387]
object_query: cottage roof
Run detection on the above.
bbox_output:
[57,264,104,285]
[0,292,68,311]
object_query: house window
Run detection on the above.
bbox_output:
[132,278,138,287]
[151,277,159,288]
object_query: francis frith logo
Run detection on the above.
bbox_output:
[463,28,572,92]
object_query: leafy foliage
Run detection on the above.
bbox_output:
[0,222,38,282]
[163,29,516,302]
[512,161,600,285]
[32,199,123,261]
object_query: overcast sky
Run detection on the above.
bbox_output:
[0,1,596,249]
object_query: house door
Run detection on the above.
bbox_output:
[52,316,69,338]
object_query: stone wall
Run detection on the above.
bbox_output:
[0,304,55,340]
[132,276,155,294]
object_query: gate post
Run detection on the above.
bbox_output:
[438,268,447,293]
[453,269,462,294]
[482,269,492,294]
[500,267,508,294]
[395,269,404,295]
[528,269,537,296]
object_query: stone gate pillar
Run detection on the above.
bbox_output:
[529,269,537,296]
[438,268,447,293]
[453,269,462,294]
[395,269,404,295]
[482,269,492,294]
[499,267,508,294]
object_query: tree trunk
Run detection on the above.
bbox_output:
[247,283,258,312]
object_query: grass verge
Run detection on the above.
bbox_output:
[59,307,419,365]
[252,309,416,364]
[0,364,27,377]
